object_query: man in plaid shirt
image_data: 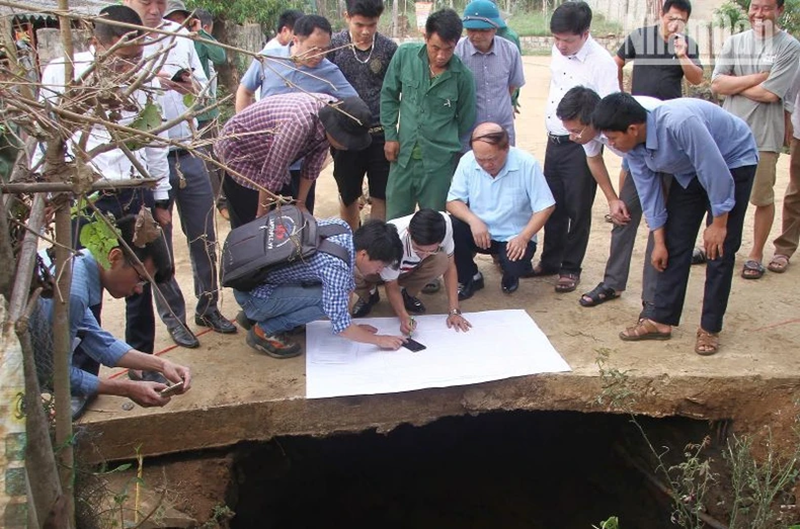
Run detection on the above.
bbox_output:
[216,92,372,228]
[233,220,407,357]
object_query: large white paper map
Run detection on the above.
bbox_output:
[305,309,571,399]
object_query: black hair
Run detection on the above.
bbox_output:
[409,209,446,246]
[662,0,692,17]
[115,215,174,284]
[592,92,648,132]
[293,14,332,38]
[556,86,600,124]
[277,9,304,33]
[94,5,144,45]
[470,126,510,150]
[194,8,213,28]
[346,0,385,18]
[425,8,463,44]
[550,1,592,35]
[354,220,403,269]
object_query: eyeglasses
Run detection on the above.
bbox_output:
[411,242,442,256]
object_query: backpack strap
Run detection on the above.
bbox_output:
[317,223,350,263]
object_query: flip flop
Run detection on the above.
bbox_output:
[741,259,765,280]
[767,254,790,273]
[619,318,672,341]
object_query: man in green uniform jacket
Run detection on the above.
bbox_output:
[380,8,476,220]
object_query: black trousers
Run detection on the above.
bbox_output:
[223,170,317,230]
[540,136,597,276]
[652,165,756,332]
[451,215,536,284]
[75,188,157,353]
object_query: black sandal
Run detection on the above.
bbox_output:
[579,282,620,307]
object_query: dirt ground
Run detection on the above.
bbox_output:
[84,56,800,461]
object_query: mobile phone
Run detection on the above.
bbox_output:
[159,380,184,397]
[402,338,427,352]
[170,68,192,82]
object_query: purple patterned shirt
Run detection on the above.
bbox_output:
[215,92,336,191]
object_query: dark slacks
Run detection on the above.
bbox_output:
[76,188,157,353]
[451,215,536,284]
[156,151,219,327]
[223,170,317,229]
[540,136,597,276]
[652,165,756,332]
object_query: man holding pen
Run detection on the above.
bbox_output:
[353,209,471,335]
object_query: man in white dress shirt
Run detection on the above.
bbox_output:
[532,1,618,295]
[124,0,236,348]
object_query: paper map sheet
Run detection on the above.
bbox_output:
[305,309,571,399]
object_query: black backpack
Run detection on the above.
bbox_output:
[220,205,350,292]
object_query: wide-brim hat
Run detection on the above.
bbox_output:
[463,0,506,30]
[319,97,372,152]
[165,0,191,19]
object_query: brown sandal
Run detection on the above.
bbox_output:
[555,273,580,293]
[619,318,672,341]
[695,329,719,356]
[767,254,790,273]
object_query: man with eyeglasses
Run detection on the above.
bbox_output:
[711,0,800,280]
[352,209,471,335]
[615,0,703,100]
[556,86,663,313]
[447,123,555,299]
[32,216,192,420]
[455,0,524,148]
[533,1,618,295]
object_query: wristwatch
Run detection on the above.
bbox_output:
[154,200,170,209]
[449,308,462,316]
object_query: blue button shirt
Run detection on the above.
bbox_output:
[34,250,131,395]
[627,98,758,230]
[447,147,555,242]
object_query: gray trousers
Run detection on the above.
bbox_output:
[602,172,671,309]
[156,151,220,327]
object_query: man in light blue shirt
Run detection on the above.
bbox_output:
[593,93,758,356]
[456,0,525,147]
[447,123,555,299]
[228,14,358,217]
[33,216,192,416]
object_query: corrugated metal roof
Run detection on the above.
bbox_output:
[0,0,110,19]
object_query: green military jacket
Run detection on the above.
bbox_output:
[380,43,476,170]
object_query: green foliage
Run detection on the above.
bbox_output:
[78,211,121,270]
[716,0,800,35]
[714,1,749,32]
[510,10,623,37]
[593,516,620,529]
[126,99,162,151]
[595,348,637,411]
[186,0,307,27]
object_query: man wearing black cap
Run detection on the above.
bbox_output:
[215,93,373,226]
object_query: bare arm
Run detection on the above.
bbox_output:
[614,55,626,91]
[711,71,768,96]
[235,84,255,113]
[740,84,781,103]
[339,323,405,349]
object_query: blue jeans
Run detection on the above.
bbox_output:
[234,285,325,335]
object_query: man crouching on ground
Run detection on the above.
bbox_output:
[234,220,407,357]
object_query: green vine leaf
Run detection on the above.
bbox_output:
[79,213,121,270]
[125,100,163,151]
[182,93,195,108]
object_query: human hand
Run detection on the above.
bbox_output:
[651,242,669,272]
[446,313,471,332]
[609,199,631,225]
[375,335,405,350]
[469,218,491,249]
[157,73,194,95]
[384,141,400,162]
[505,235,529,261]
[160,360,192,391]
[703,224,727,260]
[400,316,416,336]
[153,206,171,227]
[127,381,170,407]
[673,34,688,58]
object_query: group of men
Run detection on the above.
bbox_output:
[34,0,800,418]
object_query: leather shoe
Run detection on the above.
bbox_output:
[167,324,200,348]
[195,309,237,334]
[501,274,519,294]
[352,289,380,318]
[71,395,94,421]
[457,272,485,301]
[402,289,426,314]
